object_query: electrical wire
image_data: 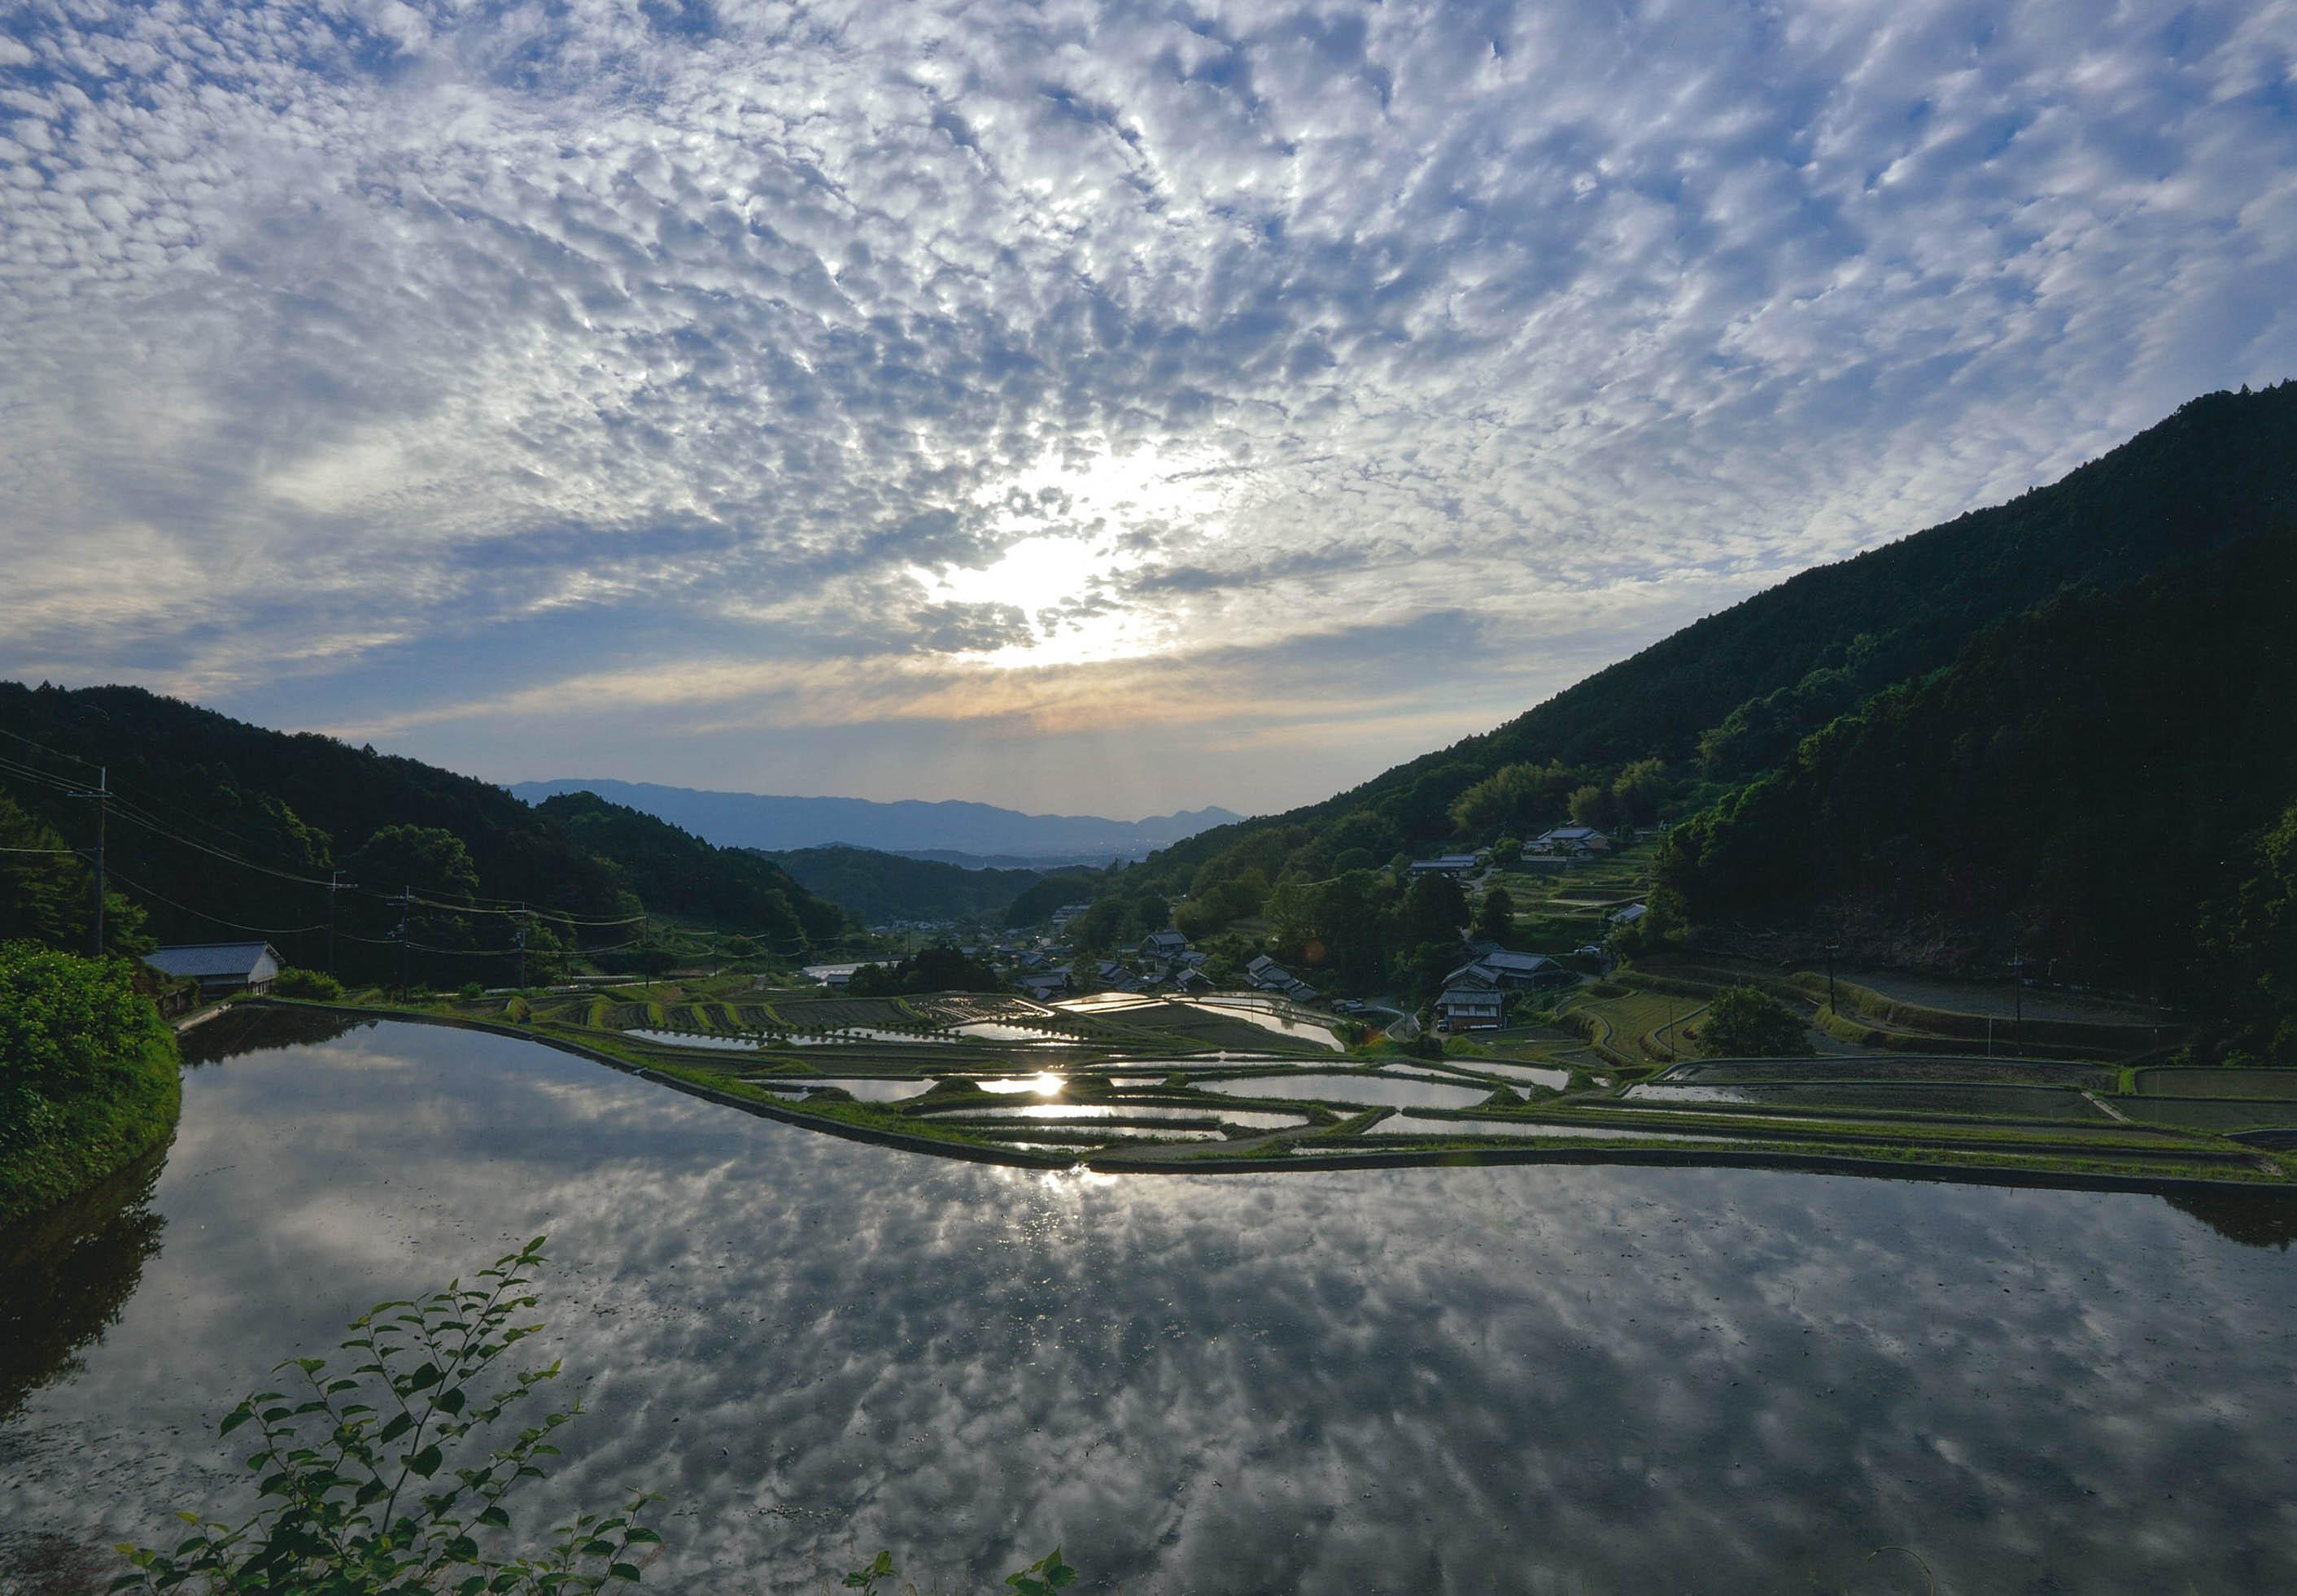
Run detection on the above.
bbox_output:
[100,865,331,937]
[0,726,783,936]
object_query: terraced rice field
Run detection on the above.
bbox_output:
[2133,1067,2297,1100]
[1622,1081,2114,1120]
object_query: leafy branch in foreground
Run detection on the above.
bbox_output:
[844,1546,1076,1596]
[111,1237,660,1595]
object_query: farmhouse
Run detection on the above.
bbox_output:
[1246,953,1295,990]
[801,960,873,991]
[1446,949,1573,991]
[1139,929,1190,960]
[1532,826,1611,855]
[1408,854,1482,877]
[1434,980,1504,1031]
[143,941,282,996]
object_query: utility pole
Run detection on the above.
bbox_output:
[67,767,109,956]
[2011,951,2024,1037]
[326,870,358,978]
[513,902,528,990]
[395,886,413,996]
[1823,943,1841,1015]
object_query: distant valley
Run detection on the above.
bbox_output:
[505,778,1240,863]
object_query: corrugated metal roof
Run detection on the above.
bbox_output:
[145,942,278,979]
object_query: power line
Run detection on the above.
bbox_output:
[0,724,100,774]
[100,865,330,937]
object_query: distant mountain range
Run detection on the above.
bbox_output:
[505,779,1242,861]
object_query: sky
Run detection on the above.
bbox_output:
[2,0,2294,820]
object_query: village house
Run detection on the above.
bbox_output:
[1531,826,1612,856]
[800,960,873,992]
[1139,928,1190,960]
[143,941,282,998]
[1434,979,1504,1031]
[1014,969,1072,1001]
[1447,948,1574,990]
[1408,854,1483,877]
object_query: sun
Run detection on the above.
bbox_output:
[915,442,1242,669]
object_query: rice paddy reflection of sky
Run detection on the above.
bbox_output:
[5,1016,2297,1596]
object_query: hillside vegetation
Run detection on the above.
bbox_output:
[1657,530,2297,1050]
[0,683,846,983]
[1095,383,2297,1049]
[757,844,1060,926]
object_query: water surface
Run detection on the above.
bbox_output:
[4,1015,2295,1594]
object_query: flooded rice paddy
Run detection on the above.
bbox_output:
[5,1014,2297,1594]
[1198,1072,1498,1110]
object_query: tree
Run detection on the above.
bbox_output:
[1694,985,1814,1057]
[624,939,678,983]
[344,825,479,900]
[1611,757,1669,826]
[1398,872,1468,948]
[271,967,345,1001]
[1567,784,1614,830]
[1473,887,1516,944]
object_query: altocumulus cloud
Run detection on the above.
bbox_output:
[2,0,2294,812]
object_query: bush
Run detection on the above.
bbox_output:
[0,943,159,1092]
[270,967,344,1001]
[1696,984,1815,1058]
[114,1239,662,1595]
[0,944,180,1226]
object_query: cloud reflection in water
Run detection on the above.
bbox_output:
[2,1018,2295,1594]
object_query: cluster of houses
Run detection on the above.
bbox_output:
[1431,944,1575,1032]
[1407,826,1617,880]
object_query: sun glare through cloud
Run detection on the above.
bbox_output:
[0,0,2290,811]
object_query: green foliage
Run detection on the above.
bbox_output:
[2195,799,2297,1065]
[0,943,165,1092]
[536,793,842,951]
[1448,761,1586,838]
[1661,529,2297,991]
[842,1546,1076,1596]
[618,940,678,981]
[346,826,481,901]
[846,944,1004,996]
[0,946,180,1227]
[272,968,346,1001]
[111,1239,660,1596]
[1000,871,1110,930]
[1696,986,1814,1058]
[0,684,844,984]
[758,845,1050,928]
[1398,872,1468,948]
[1472,887,1516,945]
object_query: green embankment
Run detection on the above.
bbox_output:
[0,1024,181,1229]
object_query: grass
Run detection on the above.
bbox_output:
[0,1027,182,1229]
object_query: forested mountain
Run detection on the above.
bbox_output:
[1657,530,2297,993]
[0,683,845,982]
[756,845,1053,926]
[1122,383,2297,904]
[1090,383,2297,1053]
